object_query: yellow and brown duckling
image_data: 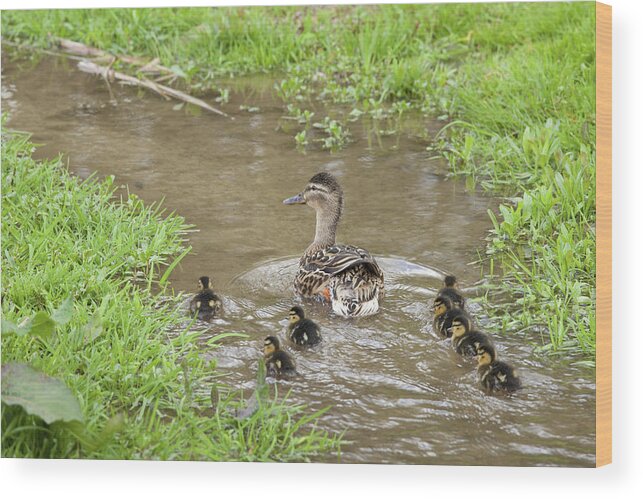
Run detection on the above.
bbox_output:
[447,310,494,357]
[432,294,472,338]
[263,336,297,378]
[189,276,223,321]
[287,306,322,346]
[475,344,522,394]
[436,275,465,309]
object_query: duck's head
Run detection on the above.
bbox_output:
[446,311,472,339]
[475,344,496,367]
[263,336,280,357]
[283,172,344,217]
[432,295,454,317]
[288,305,305,325]
[198,276,212,290]
[444,275,457,288]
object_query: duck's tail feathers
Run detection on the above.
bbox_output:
[330,274,381,317]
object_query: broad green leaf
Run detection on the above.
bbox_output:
[95,413,125,442]
[1,362,83,424]
[52,296,73,325]
[169,65,187,78]
[83,413,126,452]
[2,313,54,338]
[1,319,20,335]
[23,311,56,338]
[81,312,103,342]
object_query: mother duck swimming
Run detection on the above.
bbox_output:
[283,172,384,317]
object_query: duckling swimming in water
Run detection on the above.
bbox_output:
[475,344,522,394]
[263,336,297,378]
[436,275,465,309]
[287,305,322,346]
[189,276,223,321]
[447,311,494,357]
[432,294,472,338]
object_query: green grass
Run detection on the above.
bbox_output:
[1,129,340,460]
[1,2,597,358]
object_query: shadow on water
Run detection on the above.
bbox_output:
[2,52,595,466]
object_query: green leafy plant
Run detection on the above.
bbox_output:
[313,116,350,151]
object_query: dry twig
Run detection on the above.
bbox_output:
[77,60,231,118]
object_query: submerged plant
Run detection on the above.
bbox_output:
[313,116,350,151]
[295,129,308,147]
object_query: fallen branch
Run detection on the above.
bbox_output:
[57,38,176,76]
[77,60,231,118]
[2,39,88,62]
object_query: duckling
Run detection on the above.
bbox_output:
[436,275,465,309]
[283,172,384,318]
[432,294,473,338]
[475,344,522,394]
[447,311,494,357]
[287,305,322,346]
[189,276,223,321]
[263,336,297,378]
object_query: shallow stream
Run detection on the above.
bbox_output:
[2,53,596,466]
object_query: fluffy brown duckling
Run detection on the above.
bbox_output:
[287,306,322,346]
[189,276,223,321]
[447,311,494,357]
[432,294,472,338]
[475,344,522,394]
[263,336,297,378]
[436,275,465,309]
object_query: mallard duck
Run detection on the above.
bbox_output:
[447,311,494,356]
[475,344,522,394]
[436,275,465,309]
[189,276,223,321]
[263,336,297,378]
[432,294,472,338]
[283,172,384,317]
[287,305,322,346]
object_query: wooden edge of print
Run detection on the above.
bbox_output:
[595,1,612,467]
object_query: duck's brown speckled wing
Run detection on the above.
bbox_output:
[295,244,382,297]
[304,245,380,276]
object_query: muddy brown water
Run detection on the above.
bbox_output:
[2,54,596,466]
